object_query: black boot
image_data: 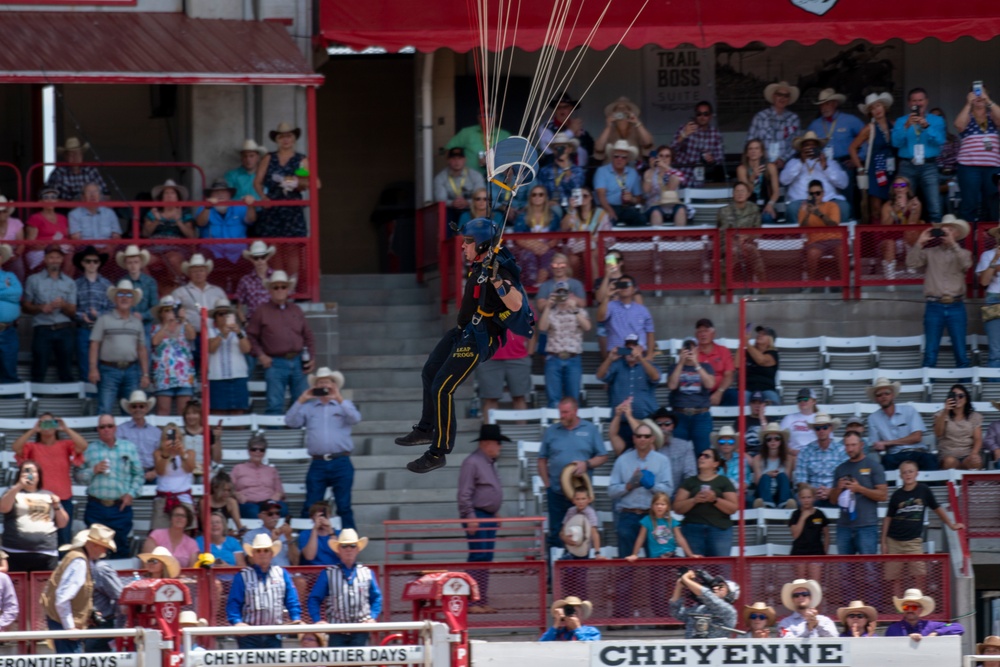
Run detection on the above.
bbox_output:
[395,426,434,447]
[407,451,446,473]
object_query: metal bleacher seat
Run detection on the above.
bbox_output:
[0,383,33,420]
[822,335,876,370]
[974,367,1000,403]
[936,335,976,369]
[924,367,973,401]
[487,408,547,445]
[682,186,733,224]
[776,369,826,404]
[873,335,924,369]
[826,369,878,403]
[777,336,824,371]
[30,382,93,418]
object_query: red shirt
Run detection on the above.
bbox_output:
[17,439,78,500]
[698,342,734,380]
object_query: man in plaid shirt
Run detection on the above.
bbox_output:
[82,414,145,556]
[747,82,803,169]
[671,102,725,187]
[46,138,108,202]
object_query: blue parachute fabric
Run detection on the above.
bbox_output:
[490,136,539,193]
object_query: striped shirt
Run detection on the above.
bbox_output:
[957,116,1000,167]
[24,271,76,326]
[226,564,301,625]
[91,310,143,363]
[83,438,145,501]
[307,563,382,624]
[208,326,249,380]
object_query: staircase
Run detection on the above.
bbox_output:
[319,274,523,563]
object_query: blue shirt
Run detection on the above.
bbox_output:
[807,112,865,159]
[225,564,301,624]
[867,404,927,452]
[225,167,259,201]
[601,300,654,351]
[297,529,342,566]
[124,272,159,325]
[285,399,362,456]
[306,562,382,623]
[539,419,605,492]
[195,535,243,566]
[640,515,676,558]
[242,527,291,567]
[75,275,113,325]
[793,440,847,489]
[593,164,641,206]
[539,625,601,641]
[892,113,947,159]
[68,207,121,239]
[608,447,673,509]
[24,271,76,326]
[537,164,586,204]
[195,205,250,263]
[599,358,660,419]
[0,271,22,324]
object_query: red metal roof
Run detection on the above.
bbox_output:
[319,0,1000,52]
[0,12,323,85]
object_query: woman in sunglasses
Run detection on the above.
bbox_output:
[672,448,738,557]
[934,383,983,470]
[751,423,796,509]
[231,434,287,519]
[837,601,878,637]
[878,176,923,281]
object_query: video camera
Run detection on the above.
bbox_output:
[678,567,718,588]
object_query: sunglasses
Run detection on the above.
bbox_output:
[251,255,269,261]
[892,182,909,189]
[952,394,967,399]
[814,424,832,430]
[473,196,488,201]
[634,433,653,439]
[808,191,823,196]
[129,404,147,410]
[147,559,161,565]
[340,544,359,550]
[656,422,673,429]
[748,613,769,620]
[617,283,633,289]
[98,424,116,430]
[846,613,867,619]
[901,604,922,611]
[695,111,712,117]
[82,259,100,265]
[875,391,893,398]
[249,447,266,453]
[265,511,281,517]
[530,192,546,197]
[612,154,629,160]
[116,292,134,298]
[717,439,735,445]
[774,92,791,98]
[271,285,289,291]
[792,591,811,598]
[765,436,783,443]
[698,452,714,459]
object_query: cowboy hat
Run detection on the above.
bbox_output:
[243,532,283,557]
[549,132,580,149]
[551,595,593,620]
[138,546,181,578]
[239,139,266,155]
[0,195,10,214]
[935,214,971,241]
[810,413,841,430]
[179,611,208,627]
[607,139,638,160]
[181,253,214,276]
[837,600,877,624]
[866,377,902,400]
[0,244,12,266]
[269,121,301,142]
[549,92,579,109]
[265,270,294,287]
[57,137,90,154]
[760,422,791,444]
[814,88,847,105]
[987,224,1000,241]
[203,179,236,199]
[560,462,594,501]
[793,131,828,151]
[471,423,511,443]
[329,528,369,554]
[781,578,823,610]
[308,367,346,390]
[764,81,800,105]
[242,240,276,261]
[116,244,151,269]
[59,529,91,552]
[106,279,143,305]
[978,636,1000,654]
[562,513,592,558]
[72,245,108,272]
[893,588,934,616]
[639,418,664,449]
[120,389,156,414]
[711,425,739,446]
[154,294,182,315]
[659,190,681,206]
[151,179,189,202]
[742,601,776,626]
[210,297,235,318]
[858,92,894,116]
[82,524,117,552]
[604,96,640,119]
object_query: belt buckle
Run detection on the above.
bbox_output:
[940,296,954,305]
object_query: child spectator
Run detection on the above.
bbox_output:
[789,484,829,581]
[624,491,693,559]
[560,487,603,558]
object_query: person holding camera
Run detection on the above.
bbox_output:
[150,295,196,417]
[593,97,653,165]
[781,132,850,225]
[539,596,601,642]
[298,502,341,566]
[906,215,973,368]
[538,281,590,408]
[0,459,69,572]
[597,334,660,429]
[596,274,654,362]
[669,569,738,639]
[286,368,359,528]
[150,422,196,530]
[667,338,716,456]
[208,298,251,415]
[934,384,983,470]
[892,88,947,222]
[798,180,844,286]
[831,431,887,555]
[954,84,1000,222]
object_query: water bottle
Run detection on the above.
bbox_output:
[132,571,142,583]
[468,396,481,419]
[301,347,311,369]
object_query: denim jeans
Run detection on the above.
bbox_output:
[302,457,355,530]
[985,293,1000,368]
[755,471,792,507]
[836,524,879,555]
[882,449,938,471]
[957,164,1000,222]
[236,634,282,649]
[57,497,74,548]
[265,355,307,415]
[97,362,141,416]
[673,411,713,456]
[76,327,92,384]
[616,510,643,558]
[544,354,582,408]
[546,487,574,551]
[84,498,133,556]
[47,616,82,654]
[328,632,368,647]
[680,522,733,557]
[31,324,75,383]
[467,508,497,604]
[239,500,289,519]
[0,326,18,384]
[922,301,969,368]
[898,159,943,222]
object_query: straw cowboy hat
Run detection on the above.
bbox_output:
[978,636,1000,654]
[121,389,156,414]
[179,611,208,627]
[562,513,592,558]
[814,88,847,105]
[659,190,681,206]
[987,224,1000,242]
[742,601,776,626]
[711,425,739,447]
[209,298,236,318]
[57,137,90,154]
[151,179,189,202]
[116,244,151,269]
[59,530,89,552]
[760,422,791,444]
[764,81,800,105]
[329,528,369,554]
[242,240,276,261]
[181,253,214,276]
[935,214,971,242]
[858,92,894,116]
[607,139,638,160]
[239,139,266,155]
[138,546,181,578]
[893,588,935,616]
[560,462,594,500]
[243,532,283,557]
[269,121,301,142]
[154,294,181,315]
[810,413,841,430]
[604,96,641,119]
[638,419,664,449]
[837,600,877,624]
[0,244,12,266]
[81,524,117,552]
[106,279,143,305]
[308,367,346,390]
[866,377,902,401]
[550,132,580,149]
[781,578,823,610]
[551,596,593,620]
[793,131,828,151]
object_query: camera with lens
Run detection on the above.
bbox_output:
[930,228,945,238]
[678,567,717,588]
[554,288,569,302]
[613,280,630,290]
[562,604,577,617]
[612,112,626,121]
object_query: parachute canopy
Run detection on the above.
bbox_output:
[487,136,539,195]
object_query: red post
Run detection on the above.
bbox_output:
[306,85,321,302]
[737,297,747,575]
[200,306,212,558]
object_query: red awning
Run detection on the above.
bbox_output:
[320,0,1000,52]
[0,12,323,85]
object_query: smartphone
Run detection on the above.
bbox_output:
[40,419,58,430]
[974,80,984,97]
[910,105,919,114]
[605,254,619,267]
[312,387,330,397]
[225,313,236,327]
[616,347,631,357]
[700,484,711,493]
[930,228,945,238]
[571,187,583,207]
[167,428,177,440]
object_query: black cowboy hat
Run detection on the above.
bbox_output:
[72,245,109,271]
[471,424,511,443]
[549,92,580,110]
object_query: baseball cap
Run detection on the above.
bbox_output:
[749,391,766,403]
[625,333,640,344]
[796,388,817,401]
[259,499,283,513]
[446,147,465,158]
[755,325,777,339]
[695,318,714,329]
[846,416,865,427]
[555,280,569,291]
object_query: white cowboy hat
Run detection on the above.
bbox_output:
[151,179,189,202]
[742,601,776,626]
[242,240,277,261]
[837,600,877,624]
[329,528,369,554]
[120,390,156,414]
[781,579,823,611]
[308,367,346,390]
[210,297,235,318]
[638,418,664,449]
[562,513,592,557]
[711,425,739,446]
[893,589,935,617]
[607,139,638,160]
[116,244,151,269]
[810,413,841,430]
[154,294,181,315]
[269,122,301,142]
[560,462,594,501]
[60,529,90,552]
[549,131,580,149]
[57,137,90,154]
[813,88,846,105]
[764,81,800,105]
[181,253,214,276]
[265,270,294,287]
[0,196,10,214]
[793,131,829,151]
[760,422,791,444]
[138,546,181,578]
[551,596,593,621]
[866,377,902,400]
[858,92,894,116]
[935,214,971,241]
[239,139,266,155]
[243,532,283,557]
[106,279,143,305]
[178,611,208,627]
[604,96,641,119]
[81,524,117,552]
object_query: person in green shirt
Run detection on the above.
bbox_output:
[445,112,512,176]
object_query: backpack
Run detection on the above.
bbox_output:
[480,246,535,339]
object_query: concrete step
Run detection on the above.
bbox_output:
[361,432,483,457]
[329,288,434,307]
[321,274,420,291]
[337,305,438,323]
[360,400,426,421]
[337,335,440,356]
[338,321,443,339]
[340,355,430,371]
[344,370,426,389]
[350,452,471,471]
[351,418,481,436]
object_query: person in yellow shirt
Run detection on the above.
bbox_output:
[799,180,842,285]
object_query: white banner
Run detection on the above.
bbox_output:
[196,646,424,667]
[642,46,716,139]
[0,654,136,667]
[592,641,850,667]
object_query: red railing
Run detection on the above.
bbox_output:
[596,228,721,300]
[948,480,971,576]
[383,517,546,562]
[415,202,445,286]
[24,162,208,201]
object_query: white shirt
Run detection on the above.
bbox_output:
[780,411,818,452]
[778,611,838,638]
[779,157,849,202]
[54,558,88,629]
[173,283,227,332]
[976,249,1000,292]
